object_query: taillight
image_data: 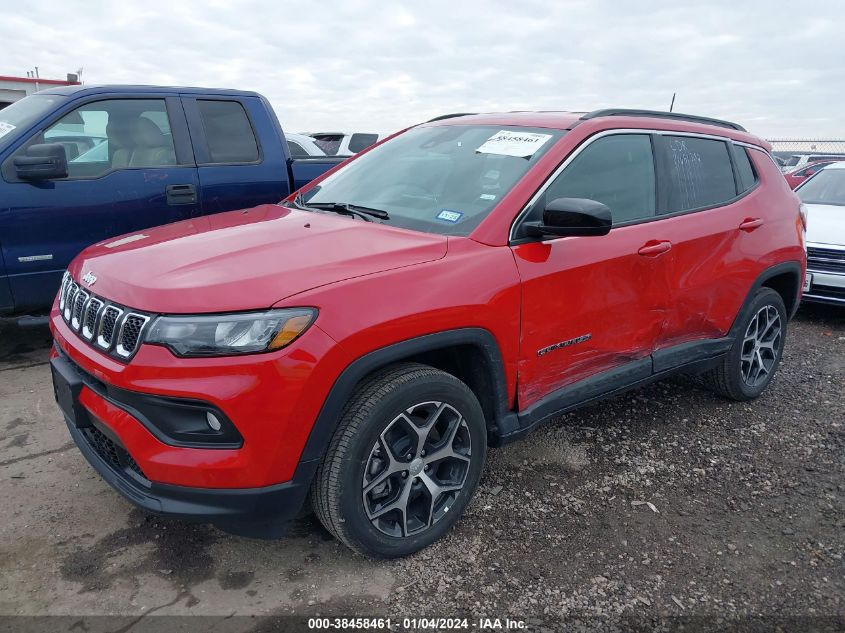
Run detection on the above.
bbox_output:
[799,203,808,231]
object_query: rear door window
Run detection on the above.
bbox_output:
[196,100,259,164]
[659,136,738,212]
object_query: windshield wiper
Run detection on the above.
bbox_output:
[302,200,390,222]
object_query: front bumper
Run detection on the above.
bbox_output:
[53,352,316,537]
[66,417,315,537]
[804,269,845,305]
[50,306,346,488]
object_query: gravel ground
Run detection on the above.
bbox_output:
[0,304,842,631]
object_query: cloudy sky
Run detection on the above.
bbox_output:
[2,0,843,139]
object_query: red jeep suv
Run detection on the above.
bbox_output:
[51,109,806,558]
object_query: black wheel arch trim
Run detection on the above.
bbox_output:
[294,328,516,474]
[729,261,803,331]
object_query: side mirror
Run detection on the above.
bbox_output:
[14,143,68,180]
[525,197,612,237]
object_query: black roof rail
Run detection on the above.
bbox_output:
[580,108,746,132]
[427,112,477,122]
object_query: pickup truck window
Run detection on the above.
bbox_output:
[302,125,564,236]
[9,99,176,179]
[196,100,259,164]
[0,94,66,151]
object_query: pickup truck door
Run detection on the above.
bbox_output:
[0,95,199,312]
[510,133,671,410]
[0,244,12,313]
[182,96,291,214]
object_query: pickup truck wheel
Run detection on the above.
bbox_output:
[703,287,787,401]
[310,363,487,558]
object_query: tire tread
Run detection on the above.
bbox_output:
[311,363,465,557]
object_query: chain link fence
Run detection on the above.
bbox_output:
[768,139,845,154]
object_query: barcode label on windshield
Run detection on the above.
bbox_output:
[476,130,552,158]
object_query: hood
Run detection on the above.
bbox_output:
[69,205,447,313]
[805,203,845,246]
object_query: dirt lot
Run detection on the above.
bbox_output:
[0,305,842,630]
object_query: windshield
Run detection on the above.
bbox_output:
[0,94,66,151]
[301,125,564,236]
[798,168,845,206]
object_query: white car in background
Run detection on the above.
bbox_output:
[797,162,845,305]
[780,153,845,173]
[285,132,327,157]
[303,131,383,156]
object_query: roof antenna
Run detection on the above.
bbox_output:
[669,93,676,112]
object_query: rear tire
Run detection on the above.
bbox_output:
[311,363,487,558]
[703,287,787,401]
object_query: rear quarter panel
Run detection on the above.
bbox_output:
[743,149,806,294]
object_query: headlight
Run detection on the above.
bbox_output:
[145,308,317,357]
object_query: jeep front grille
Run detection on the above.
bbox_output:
[58,272,153,362]
[97,305,123,349]
[81,297,103,340]
[116,313,151,358]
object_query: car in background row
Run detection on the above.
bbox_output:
[784,159,840,189]
[305,131,383,156]
[777,152,845,173]
[286,132,328,157]
[797,161,845,305]
[0,85,345,315]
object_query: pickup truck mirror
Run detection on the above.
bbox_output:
[525,197,612,238]
[14,143,68,180]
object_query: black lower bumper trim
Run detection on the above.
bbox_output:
[66,417,316,538]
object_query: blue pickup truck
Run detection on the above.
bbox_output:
[0,85,344,315]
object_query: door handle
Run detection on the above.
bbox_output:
[637,240,672,257]
[166,184,197,206]
[739,218,764,232]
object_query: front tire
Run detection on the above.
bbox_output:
[703,287,787,401]
[311,363,487,558]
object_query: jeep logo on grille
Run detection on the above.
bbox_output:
[82,272,97,286]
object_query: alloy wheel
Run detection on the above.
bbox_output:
[362,401,472,537]
[740,305,782,387]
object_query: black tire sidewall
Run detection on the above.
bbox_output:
[336,374,487,558]
[728,288,788,398]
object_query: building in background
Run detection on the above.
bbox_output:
[0,73,80,109]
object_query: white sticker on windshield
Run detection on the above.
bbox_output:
[476,130,552,159]
[0,122,16,139]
